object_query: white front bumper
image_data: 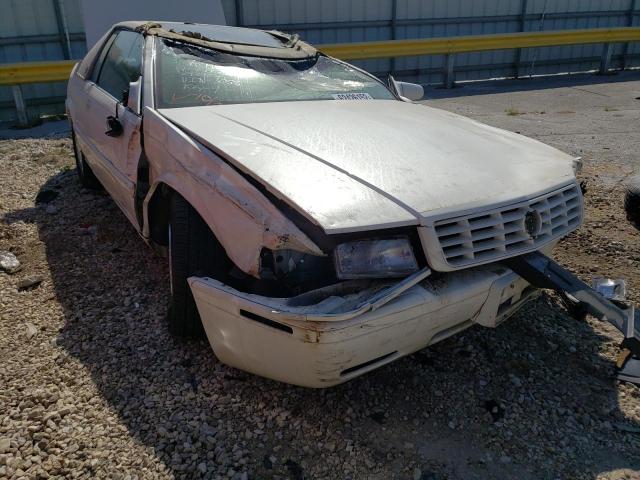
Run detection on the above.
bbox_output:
[188,265,537,388]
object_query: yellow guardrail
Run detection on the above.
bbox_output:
[0,59,76,86]
[320,26,640,60]
[1,27,639,87]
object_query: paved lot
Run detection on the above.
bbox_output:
[425,71,640,176]
[1,71,640,480]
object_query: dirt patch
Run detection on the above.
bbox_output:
[1,135,639,479]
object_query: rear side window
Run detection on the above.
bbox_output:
[94,30,143,99]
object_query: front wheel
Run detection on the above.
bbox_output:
[167,193,229,337]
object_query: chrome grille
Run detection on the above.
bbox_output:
[434,184,582,268]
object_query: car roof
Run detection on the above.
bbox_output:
[115,21,285,48]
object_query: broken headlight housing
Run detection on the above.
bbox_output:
[572,157,583,175]
[334,237,419,279]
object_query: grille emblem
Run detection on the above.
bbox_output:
[524,210,542,238]
[434,185,581,268]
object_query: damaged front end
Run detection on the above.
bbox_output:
[188,259,536,387]
[255,235,424,297]
[190,245,640,387]
[144,33,634,386]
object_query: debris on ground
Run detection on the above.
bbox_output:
[24,322,38,339]
[0,251,20,273]
[16,274,43,291]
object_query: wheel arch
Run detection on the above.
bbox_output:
[142,107,324,277]
[144,179,226,250]
[144,180,172,246]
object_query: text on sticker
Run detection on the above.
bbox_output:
[331,93,374,100]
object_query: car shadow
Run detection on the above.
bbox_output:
[5,168,639,479]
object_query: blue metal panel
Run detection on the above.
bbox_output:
[0,0,87,122]
[1,0,639,122]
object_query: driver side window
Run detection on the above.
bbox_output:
[93,30,143,100]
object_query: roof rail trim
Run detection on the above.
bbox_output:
[134,22,318,59]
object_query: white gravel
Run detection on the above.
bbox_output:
[2,75,640,479]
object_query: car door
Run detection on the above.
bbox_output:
[80,29,144,228]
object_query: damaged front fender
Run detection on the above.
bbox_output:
[142,108,323,276]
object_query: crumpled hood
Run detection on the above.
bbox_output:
[159,100,576,233]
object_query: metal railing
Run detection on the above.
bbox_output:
[321,27,640,59]
[1,26,639,124]
[0,59,77,86]
[320,26,640,88]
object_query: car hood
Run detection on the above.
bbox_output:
[158,100,576,233]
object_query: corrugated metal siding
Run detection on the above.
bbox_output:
[515,0,635,79]
[2,0,639,123]
[227,0,640,84]
[0,0,84,122]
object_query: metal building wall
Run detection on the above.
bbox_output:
[0,0,84,122]
[224,0,640,84]
[1,0,639,123]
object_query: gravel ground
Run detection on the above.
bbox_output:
[2,73,640,479]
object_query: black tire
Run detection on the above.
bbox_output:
[624,176,640,229]
[168,193,229,337]
[71,128,102,190]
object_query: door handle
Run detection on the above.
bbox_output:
[105,115,123,137]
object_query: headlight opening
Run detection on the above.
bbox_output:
[333,237,419,279]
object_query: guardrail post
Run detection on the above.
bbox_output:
[443,54,455,88]
[599,42,614,74]
[514,0,529,78]
[389,0,398,75]
[11,85,29,127]
[622,0,638,69]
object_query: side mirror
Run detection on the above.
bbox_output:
[388,75,424,102]
[395,81,424,101]
[126,77,142,115]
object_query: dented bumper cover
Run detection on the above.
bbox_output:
[188,265,537,387]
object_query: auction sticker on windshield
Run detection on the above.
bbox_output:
[332,93,374,100]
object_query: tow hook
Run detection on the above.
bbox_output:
[504,251,640,385]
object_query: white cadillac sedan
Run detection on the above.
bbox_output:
[67,21,583,387]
